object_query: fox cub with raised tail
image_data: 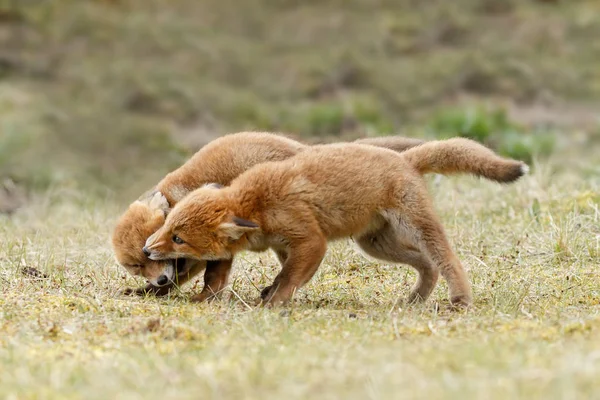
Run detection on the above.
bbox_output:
[112,131,424,301]
[144,138,528,307]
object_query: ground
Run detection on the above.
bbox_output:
[1,149,599,399]
[1,0,600,398]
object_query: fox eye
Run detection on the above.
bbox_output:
[172,235,185,245]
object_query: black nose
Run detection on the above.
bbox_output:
[142,247,151,257]
[156,275,169,286]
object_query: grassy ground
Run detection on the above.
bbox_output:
[1,0,599,398]
[1,149,599,399]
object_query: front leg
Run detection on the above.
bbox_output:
[260,249,289,298]
[261,234,327,306]
[191,259,234,303]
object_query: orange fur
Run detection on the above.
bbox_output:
[111,132,424,295]
[145,139,527,307]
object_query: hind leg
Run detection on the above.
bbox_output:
[378,177,473,307]
[404,203,472,307]
[418,223,472,307]
[356,224,439,303]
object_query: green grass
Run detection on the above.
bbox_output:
[1,151,599,399]
[426,105,557,163]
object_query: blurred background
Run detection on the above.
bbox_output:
[1,0,599,211]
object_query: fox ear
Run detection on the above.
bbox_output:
[147,192,170,214]
[219,217,260,240]
[135,190,170,213]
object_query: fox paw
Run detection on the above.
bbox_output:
[190,291,220,303]
[260,285,274,300]
[448,294,471,311]
[121,284,172,297]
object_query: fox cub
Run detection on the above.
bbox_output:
[144,138,528,307]
[112,131,424,300]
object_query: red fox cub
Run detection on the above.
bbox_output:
[144,138,528,307]
[111,131,424,301]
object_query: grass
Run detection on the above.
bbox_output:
[1,149,599,399]
[1,0,599,397]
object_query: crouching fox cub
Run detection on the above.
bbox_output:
[144,138,528,307]
[112,131,424,300]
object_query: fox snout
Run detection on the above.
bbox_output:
[143,231,169,260]
[148,260,175,286]
[142,245,164,260]
[146,258,196,287]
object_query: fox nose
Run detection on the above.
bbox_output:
[142,247,151,257]
[156,275,169,286]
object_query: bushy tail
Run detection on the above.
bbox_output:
[354,136,425,154]
[401,138,528,183]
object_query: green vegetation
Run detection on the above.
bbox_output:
[427,106,556,163]
[1,0,600,194]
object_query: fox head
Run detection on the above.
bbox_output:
[143,187,260,266]
[111,191,201,285]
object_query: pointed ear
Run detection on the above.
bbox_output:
[135,191,170,213]
[146,192,170,214]
[218,217,260,240]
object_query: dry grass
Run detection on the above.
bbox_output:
[2,0,599,396]
[1,151,599,399]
